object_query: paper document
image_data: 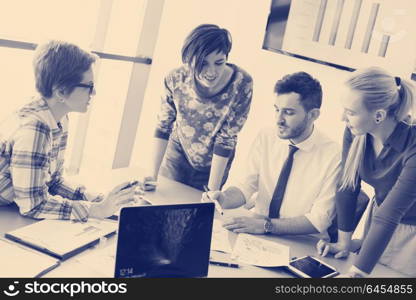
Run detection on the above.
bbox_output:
[222,207,254,219]
[231,234,289,267]
[5,219,117,260]
[0,238,60,277]
[75,242,116,277]
[210,219,232,253]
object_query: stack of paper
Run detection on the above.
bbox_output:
[74,242,116,277]
[231,233,290,267]
[0,238,60,277]
[210,219,233,253]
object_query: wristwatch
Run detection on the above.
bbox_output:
[264,217,273,234]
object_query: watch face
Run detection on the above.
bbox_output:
[264,220,273,233]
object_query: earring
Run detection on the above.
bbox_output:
[375,118,381,124]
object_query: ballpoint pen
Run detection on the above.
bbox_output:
[121,180,139,191]
[203,185,224,215]
[209,259,239,268]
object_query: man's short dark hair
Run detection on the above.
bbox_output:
[274,72,322,111]
[181,24,232,75]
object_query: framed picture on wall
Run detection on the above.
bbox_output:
[263,0,416,80]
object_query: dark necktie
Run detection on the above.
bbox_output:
[268,144,299,218]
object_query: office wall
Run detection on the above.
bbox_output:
[132,0,350,183]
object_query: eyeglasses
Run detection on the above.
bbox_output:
[74,83,94,94]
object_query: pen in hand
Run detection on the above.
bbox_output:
[120,180,139,191]
[203,185,224,215]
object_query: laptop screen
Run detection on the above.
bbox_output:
[115,203,215,278]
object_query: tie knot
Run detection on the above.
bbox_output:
[288,144,299,156]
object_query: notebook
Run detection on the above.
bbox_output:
[5,219,118,260]
[0,238,60,277]
[114,202,215,278]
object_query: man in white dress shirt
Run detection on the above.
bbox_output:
[203,72,341,236]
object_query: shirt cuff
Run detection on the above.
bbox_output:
[84,191,104,202]
[74,186,87,200]
[70,201,93,222]
[154,129,170,140]
[213,144,232,157]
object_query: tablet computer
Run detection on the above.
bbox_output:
[287,256,338,278]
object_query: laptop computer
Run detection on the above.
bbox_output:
[114,202,215,278]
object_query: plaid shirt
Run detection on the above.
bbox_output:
[0,97,99,221]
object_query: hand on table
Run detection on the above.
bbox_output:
[316,237,363,258]
[336,265,369,278]
[89,181,138,219]
[316,239,350,259]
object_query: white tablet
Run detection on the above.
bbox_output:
[288,256,339,278]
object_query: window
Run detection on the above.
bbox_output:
[0,0,163,176]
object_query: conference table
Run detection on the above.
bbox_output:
[0,167,405,278]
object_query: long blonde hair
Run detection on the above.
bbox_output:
[340,67,415,190]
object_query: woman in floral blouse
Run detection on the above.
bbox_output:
[144,24,253,191]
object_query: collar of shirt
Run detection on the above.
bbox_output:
[23,97,69,133]
[383,122,410,153]
[282,126,320,153]
[39,97,66,131]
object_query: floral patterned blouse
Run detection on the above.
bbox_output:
[155,64,253,169]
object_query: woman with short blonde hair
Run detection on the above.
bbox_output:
[0,40,137,221]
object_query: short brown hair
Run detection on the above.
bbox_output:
[181,24,232,75]
[33,40,96,98]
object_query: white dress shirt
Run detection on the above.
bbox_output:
[233,126,341,233]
